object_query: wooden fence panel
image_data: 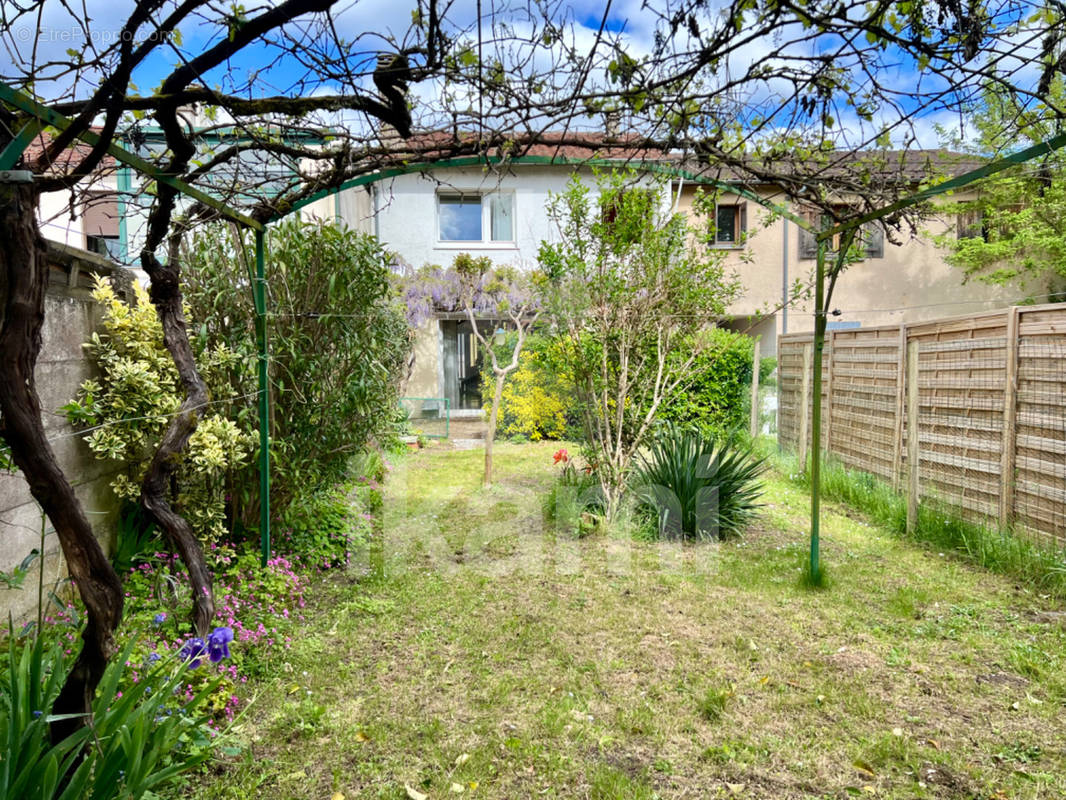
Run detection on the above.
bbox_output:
[777,303,1066,549]
[909,313,1009,527]
[825,327,900,483]
[1012,307,1066,547]
[777,337,808,452]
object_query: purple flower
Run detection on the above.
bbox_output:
[146,652,161,664]
[207,626,233,663]
[153,613,167,625]
[180,637,206,669]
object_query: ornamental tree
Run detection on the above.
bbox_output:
[399,255,542,486]
[538,172,740,520]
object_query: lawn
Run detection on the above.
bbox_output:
[188,441,1066,800]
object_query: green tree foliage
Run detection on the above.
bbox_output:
[538,172,740,519]
[183,218,411,520]
[658,328,756,441]
[937,77,1066,293]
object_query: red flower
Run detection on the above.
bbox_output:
[553,448,569,464]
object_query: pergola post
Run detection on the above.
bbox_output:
[808,240,827,579]
[808,229,855,581]
[254,229,271,566]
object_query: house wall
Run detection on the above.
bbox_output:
[676,185,1031,357]
[406,320,442,399]
[299,184,376,234]
[37,173,121,252]
[372,165,659,269]
[376,165,663,404]
[0,243,132,623]
[38,189,85,248]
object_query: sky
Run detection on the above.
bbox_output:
[0,0,1053,153]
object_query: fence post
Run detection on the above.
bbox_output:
[892,324,907,491]
[906,339,920,533]
[749,336,761,439]
[823,329,835,454]
[999,307,1020,529]
[798,342,812,472]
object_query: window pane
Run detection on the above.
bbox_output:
[716,205,736,242]
[490,194,513,241]
[439,195,482,241]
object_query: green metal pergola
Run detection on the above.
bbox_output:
[7,77,1059,579]
[804,130,1066,580]
[0,79,817,569]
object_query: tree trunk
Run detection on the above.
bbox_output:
[139,250,214,634]
[0,184,124,742]
[484,372,506,487]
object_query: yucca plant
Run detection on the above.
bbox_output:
[633,424,766,540]
[0,631,225,800]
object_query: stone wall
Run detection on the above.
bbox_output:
[0,242,133,622]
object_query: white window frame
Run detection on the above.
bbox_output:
[435,190,517,250]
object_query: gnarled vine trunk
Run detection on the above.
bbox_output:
[138,238,215,635]
[0,183,124,743]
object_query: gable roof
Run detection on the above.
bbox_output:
[22,128,118,176]
[674,148,985,186]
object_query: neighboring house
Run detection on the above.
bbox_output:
[675,151,1041,355]
[27,131,124,260]
[316,142,1041,404]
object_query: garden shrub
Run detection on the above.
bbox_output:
[632,423,766,540]
[183,218,411,523]
[481,332,577,441]
[122,546,307,683]
[759,355,778,386]
[658,328,755,442]
[275,483,371,571]
[64,278,254,542]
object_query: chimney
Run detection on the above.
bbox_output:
[604,110,621,141]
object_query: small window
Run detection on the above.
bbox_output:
[798,207,882,260]
[714,202,747,245]
[438,195,483,241]
[861,223,884,259]
[957,208,986,241]
[438,192,514,243]
[87,235,122,261]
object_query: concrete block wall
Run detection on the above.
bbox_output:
[0,242,133,623]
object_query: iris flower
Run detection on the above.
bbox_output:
[180,637,207,668]
[207,626,234,663]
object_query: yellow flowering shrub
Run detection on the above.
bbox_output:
[64,276,253,542]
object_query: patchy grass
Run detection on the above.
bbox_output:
[775,449,1066,599]
[187,441,1066,800]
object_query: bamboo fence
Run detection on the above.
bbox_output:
[778,303,1066,548]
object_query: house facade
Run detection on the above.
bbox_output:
[675,175,1034,356]
[28,131,125,262]
[309,148,1040,405]
[300,151,663,409]
[34,133,1045,403]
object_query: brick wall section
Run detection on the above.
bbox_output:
[0,242,133,622]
